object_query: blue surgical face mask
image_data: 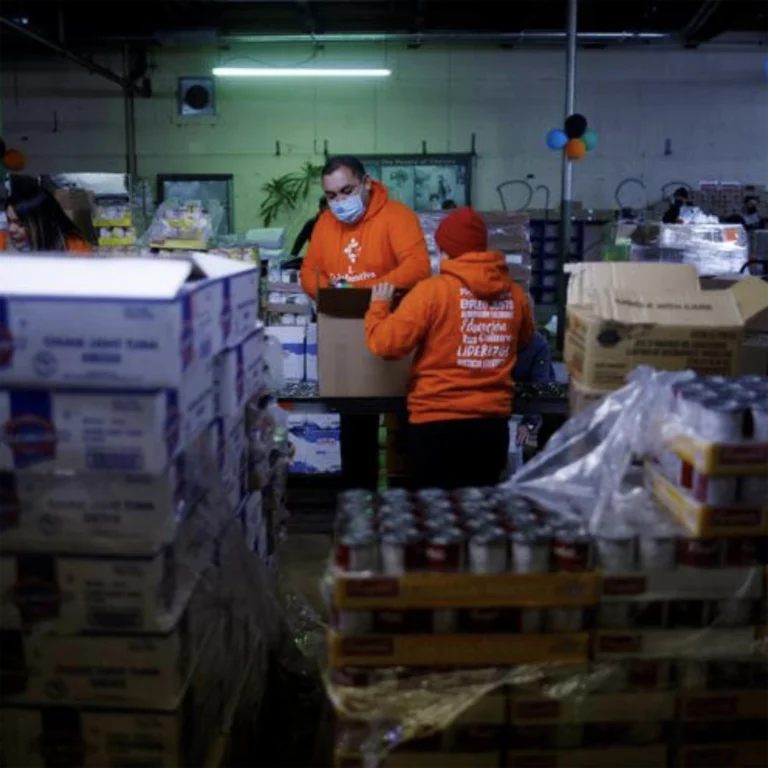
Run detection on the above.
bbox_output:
[329,192,366,225]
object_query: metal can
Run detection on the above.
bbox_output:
[547,607,584,632]
[551,527,592,572]
[511,527,551,573]
[711,599,753,627]
[468,526,508,574]
[381,528,423,574]
[460,607,506,633]
[597,603,632,629]
[595,530,636,571]
[752,401,768,441]
[631,601,666,628]
[692,472,738,505]
[424,527,465,572]
[724,537,761,567]
[741,475,768,506]
[432,608,458,634]
[335,530,379,572]
[629,660,672,691]
[518,607,544,633]
[454,487,487,504]
[678,660,708,690]
[676,386,707,432]
[677,538,723,569]
[667,600,709,628]
[637,535,678,571]
[334,609,373,634]
[698,396,744,442]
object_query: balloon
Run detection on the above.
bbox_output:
[2,149,27,172]
[565,113,588,139]
[545,128,568,150]
[0,138,6,158]
[565,139,587,161]
[582,129,598,151]
[764,55,768,80]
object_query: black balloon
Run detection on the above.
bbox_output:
[0,137,6,157]
[564,114,588,139]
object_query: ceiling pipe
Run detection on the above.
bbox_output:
[0,15,145,94]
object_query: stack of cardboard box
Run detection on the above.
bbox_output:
[0,253,273,765]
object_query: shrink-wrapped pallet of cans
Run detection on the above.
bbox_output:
[326,369,768,768]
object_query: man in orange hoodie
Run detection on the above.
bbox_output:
[365,207,535,489]
[301,155,431,489]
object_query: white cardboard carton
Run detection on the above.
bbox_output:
[0,376,213,473]
[306,322,318,382]
[0,253,258,389]
[267,325,305,382]
[207,413,247,510]
[214,324,267,417]
[287,412,341,474]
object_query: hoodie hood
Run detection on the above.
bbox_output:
[361,179,389,223]
[440,250,510,300]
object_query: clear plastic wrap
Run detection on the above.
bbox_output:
[147,199,223,250]
[629,222,748,276]
[323,369,768,766]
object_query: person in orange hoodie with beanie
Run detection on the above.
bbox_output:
[365,207,535,489]
[301,155,431,490]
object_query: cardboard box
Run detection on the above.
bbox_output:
[207,413,247,510]
[678,690,768,721]
[306,322,318,381]
[564,263,768,390]
[0,253,258,389]
[317,289,412,397]
[665,434,768,476]
[506,746,667,768]
[510,692,675,723]
[0,623,198,708]
[0,381,213,473]
[214,325,267,416]
[592,627,759,660]
[328,632,589,667]
[677,742,768,768]
[288,412,341,474]
[0,503,214,634]
[332,573,598,610]
[568,379,610,416]
[600,567,764,603]
[647,464,768,537]
[268,325,306,382]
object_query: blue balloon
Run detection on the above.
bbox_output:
[546,128,568,150]
[764,55,768,80]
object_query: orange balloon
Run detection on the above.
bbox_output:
[3,148,27,172]
[565,139,586,161]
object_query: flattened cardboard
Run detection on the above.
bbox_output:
[317,288,412,398]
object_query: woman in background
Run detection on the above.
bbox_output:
[5,184,92,253]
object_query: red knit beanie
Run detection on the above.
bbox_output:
[435,207,488,259]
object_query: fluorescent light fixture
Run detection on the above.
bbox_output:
[213,67,391,78]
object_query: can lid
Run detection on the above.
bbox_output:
[427,526,464,544]
[701,396,744,414]
[471,526,507,544]
[381,527,421,543]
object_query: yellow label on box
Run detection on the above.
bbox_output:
[668,434,768,476]
[328,632,589,668]
[333,572,598,610]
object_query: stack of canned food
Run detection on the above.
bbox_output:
[649,375,768,533]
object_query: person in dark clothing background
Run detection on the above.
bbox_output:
[442,199,457,211]
[662,187,690,224]
[289,197,328,258]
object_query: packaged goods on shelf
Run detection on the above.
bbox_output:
[324,368,768,766]
[629,222,748,275]
[245,227,285,251]
[268,325,307,382]
[148,200,223,250]
[306,322,318,381]
[0,253,259,389]
[214,325,268,416]
[287,411,341,474]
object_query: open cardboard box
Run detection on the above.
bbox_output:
[564,263,768,390]
[317,288,412,398]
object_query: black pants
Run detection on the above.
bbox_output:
[409,417,510,490]
[340,414,380,490]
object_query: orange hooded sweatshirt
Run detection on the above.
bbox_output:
[300,180,431,299]
[365,251,535,424]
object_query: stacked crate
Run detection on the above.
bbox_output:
[326,375,768,767]
[0,253,273,766]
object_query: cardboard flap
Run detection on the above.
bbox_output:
[0,256,193,299]
[592,288,744,327]
[318,287,407,319]
[567,263,700,308]
[185,251,258,278]
[729,277,768,333]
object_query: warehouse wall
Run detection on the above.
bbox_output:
[2,43,767,234]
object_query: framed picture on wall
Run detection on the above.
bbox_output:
[356,154,473,212]
[157,173,235,234]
